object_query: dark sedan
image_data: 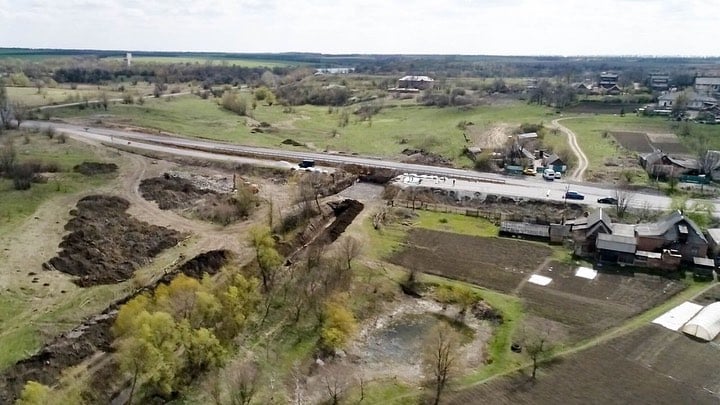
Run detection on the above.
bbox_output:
[597,197,618,204]
[565,191,585,200]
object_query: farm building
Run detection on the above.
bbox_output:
[543,153,567,173]
[598,72,619,89]
[639,151,698,179]
[397,75,435,90]
[658,91,718,111]
[706,228,720,257]
[635,211,708,263]
[695,77,720,97]
[649,73,670,91]
[682,302,720,341]
[500,221,549,239]
[567,209,613,256]
[568,209,708,269]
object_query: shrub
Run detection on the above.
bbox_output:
[57,133,67,143]
[220,91,247,116]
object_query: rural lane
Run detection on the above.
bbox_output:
[552,117,589,182]
[22,121,719,215]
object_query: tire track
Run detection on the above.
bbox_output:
[552,117,588,182]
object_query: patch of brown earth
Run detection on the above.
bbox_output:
[43,195,184,287]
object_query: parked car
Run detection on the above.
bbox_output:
[523,168,537,175]
[565,191,585,200]
[543,168,555,180]
[597,197,618,204]
[554,171,562,180]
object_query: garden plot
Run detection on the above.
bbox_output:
[446,325,719,405]
[646,132,689,154]
[389,229,552,293]
[518,262,685,342]
[611,131,654,153]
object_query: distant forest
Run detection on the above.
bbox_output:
[1,47,718,87]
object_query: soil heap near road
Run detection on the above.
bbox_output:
[72,162,119,176]
[139,174,215,210]
[44,195,184,286]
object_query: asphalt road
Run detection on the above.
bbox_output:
[22,121,716,214]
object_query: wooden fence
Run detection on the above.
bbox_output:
[389,199,502,224]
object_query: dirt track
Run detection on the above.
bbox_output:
[552,118,588,182]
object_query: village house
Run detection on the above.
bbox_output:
[639,151,698,179]
[695,77,720,98]
[649,73,670,91]
[397,75,434,90]
[598,72,619,89]
[543,153,567,173]
[658,91,718,111]
[568,209,709,270]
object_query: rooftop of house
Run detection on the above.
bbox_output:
[696,77,720,86]
[597,233,637,253]
[398,75,434,82]
[658,91,718,103]
[635,210,707,243]
[706,228,720,243]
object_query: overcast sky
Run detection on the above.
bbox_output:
[1,0,718,56]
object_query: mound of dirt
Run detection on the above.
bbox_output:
[44,195,184,287]
[139,174,215,210]
[0,250,233,404]
[400,148,452,167]
[316,199,365,245]
[72,161,119,176]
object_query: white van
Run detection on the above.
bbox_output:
[543,168,555,180]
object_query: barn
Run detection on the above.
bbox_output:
[682,302,720,341]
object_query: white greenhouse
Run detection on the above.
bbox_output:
[682,302,720,341]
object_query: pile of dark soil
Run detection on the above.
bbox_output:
[0,250,233,404]
[72,162,119,176]
[140,175,256,225]
[139,174,215,210]
[400,148,452,167]
[44,195,184,286]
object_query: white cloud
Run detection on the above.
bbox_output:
[0,0,718,55]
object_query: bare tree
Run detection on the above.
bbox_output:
[0,82,11,130]
[614,184,634,218]
[99,92,109,111]
[423,323,460,405]
[338,236,362,271]
[227,360,261,405]
[323,371,349,405]
[524,329,555,380]
[11,102,29,128]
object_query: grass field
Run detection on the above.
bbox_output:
[51,95,553,166]
[6,83,156,107]
[0,132,126,369]
[0,133,116,236]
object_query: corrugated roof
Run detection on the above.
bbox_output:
[693,257,715,267]
[518,132,538,139]
[706,228,720,243]
[636,250,662,259]
[399,75,434,82]
[597,233,637,253]
[613,223,635,237]
[635,210,707,243]
[696,77,720,85]
[500,221,549,238]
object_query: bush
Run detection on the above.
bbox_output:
[220,91,247,116]
[44,126,56,139]
[57,133,67,143]
[10,164,35,190]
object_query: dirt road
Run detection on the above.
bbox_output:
[552,118,588,182]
